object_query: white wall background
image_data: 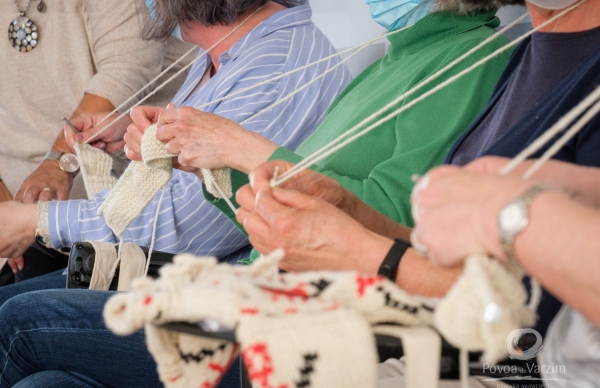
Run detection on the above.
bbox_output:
[310,0,531,77]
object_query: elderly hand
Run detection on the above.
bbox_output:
[248,160,412,240]
[123,105,167,161]
[154,106,277,174]
[15,160,74,203]
[0,201,37,260]
[410,165,537,267]
[64,112,131,154]
[235,183,393,274]
[248,160,348,208]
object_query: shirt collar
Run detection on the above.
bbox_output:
[219,4,312,66]
[387,11,500,56]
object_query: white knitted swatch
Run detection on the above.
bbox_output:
[98,124,174,237]
[74,142,118,198]
[201,168,233,200]
[104,250,432,388]
[434,254,536,363]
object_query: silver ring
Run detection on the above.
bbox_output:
[410,229,428,257]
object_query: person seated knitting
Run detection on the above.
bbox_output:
[0,0,194,282]
[0,0,513,386]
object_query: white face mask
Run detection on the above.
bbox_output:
[526,0,580,10]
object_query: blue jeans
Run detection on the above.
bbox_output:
[0,270,66,307]
[0,289,241,387]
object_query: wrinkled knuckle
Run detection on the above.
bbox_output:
[274,217,293,235]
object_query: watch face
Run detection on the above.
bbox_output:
[499,202,528,234]
[59,153,80,173]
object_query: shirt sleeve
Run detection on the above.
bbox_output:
[47,170,250,257]
[82,0,166,109]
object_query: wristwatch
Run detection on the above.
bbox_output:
[44,151,80,175]
[497,185,552,262]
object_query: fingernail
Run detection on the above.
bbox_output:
[411,203,421,223]
[76,134,84,142]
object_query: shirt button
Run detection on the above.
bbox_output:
[221,53,231,62]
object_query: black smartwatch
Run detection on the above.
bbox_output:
[378,238,411,281]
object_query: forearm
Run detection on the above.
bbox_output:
[499,159,600,209]
[0,180,12,202]
[395,248,462,297]
[230,131,278,174]
[514,191,600,326]
[358,233,461,298]
[269,147,415,226]
[341,191,411,240]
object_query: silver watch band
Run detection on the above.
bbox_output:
[499,185,553,262]
[44,151,62,161]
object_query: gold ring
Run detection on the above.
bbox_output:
[41,187,53,192]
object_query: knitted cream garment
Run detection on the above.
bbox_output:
[104,250,536,388]
[97,124,174,237]
[74,142,118,198]
[104,250,433,388]
[201,167,232,200]
[93,123,233,237]
[87,241,147,291]
[434,254,537,363]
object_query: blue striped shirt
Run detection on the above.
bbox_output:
[47,3,351,263]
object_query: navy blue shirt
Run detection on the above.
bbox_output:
[450,25,600,166]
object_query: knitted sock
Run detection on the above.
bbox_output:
[145,324,238,388]
[98,124,174,236]
[237,311,377,388]
[434,254,536,363]
[104,251,432,388]
[74,142,118,198]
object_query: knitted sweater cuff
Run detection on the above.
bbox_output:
[47,199,84,249]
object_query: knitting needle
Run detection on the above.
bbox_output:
[62,117,80,134]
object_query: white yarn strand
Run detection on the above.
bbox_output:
[145,186,167,276]
[270,11,537,186]
[272,5,582,187]
[193,27,410,112]
[213,179,238,215]
[238,41,373,126]
[500,85,600,175]
[85,6,265,145]
[525,94,600,178]
[93,45,199,128]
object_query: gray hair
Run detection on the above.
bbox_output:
[145,0,272,40]
[433,0,525,14]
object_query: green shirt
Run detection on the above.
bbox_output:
[205,11,512,264]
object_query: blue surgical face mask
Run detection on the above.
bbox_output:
[365,0,434,31]
[145,0,183,39]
